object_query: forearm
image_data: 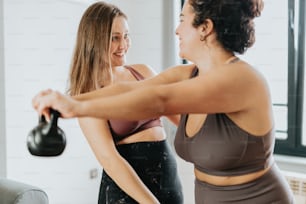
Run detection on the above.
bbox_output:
[73,82,135,101]
[72,64,190,101]
[78,86,166,120]
[102,156,159,204]
[32,64,195,120]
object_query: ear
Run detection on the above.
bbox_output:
[198,19,214,37]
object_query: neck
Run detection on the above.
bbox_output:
[224,55,238,64]
[195,52,237,72]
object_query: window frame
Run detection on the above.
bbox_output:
[274,0,306,157]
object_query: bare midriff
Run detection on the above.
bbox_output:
[116,126,166,145]
[194,166,271,186]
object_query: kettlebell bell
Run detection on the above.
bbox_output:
[27,109,66,156]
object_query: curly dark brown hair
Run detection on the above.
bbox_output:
[189,0,264,54]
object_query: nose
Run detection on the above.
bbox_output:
[175,25,179,36]
[119,38,128,49]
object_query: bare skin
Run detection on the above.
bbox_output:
[32,59,273,187]
[32,0,274,190]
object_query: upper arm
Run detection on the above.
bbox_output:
[128,64,182,126]
[132,63,196,86]
[158,65,262,115]
[78,117,120,165]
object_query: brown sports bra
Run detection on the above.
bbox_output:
[108,66,162,142]
[174,67,274,176]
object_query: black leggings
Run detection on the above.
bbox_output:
[98,140,183,204]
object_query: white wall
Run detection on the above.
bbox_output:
[0,0,6,179]
[3,1,100,203]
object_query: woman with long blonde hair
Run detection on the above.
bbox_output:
[66,2,183,204]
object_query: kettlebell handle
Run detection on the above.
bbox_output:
[39,109,60,125]
[39,108,61,134]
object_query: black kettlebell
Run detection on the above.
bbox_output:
[27,109,66,156]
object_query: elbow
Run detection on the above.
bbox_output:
[96,155,110,170]
[96,152,120,171]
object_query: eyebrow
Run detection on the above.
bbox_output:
[179,13,184,17]
[112,31,129,35]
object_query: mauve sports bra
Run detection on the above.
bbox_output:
[108,66,162,142]
[174,67,274,176]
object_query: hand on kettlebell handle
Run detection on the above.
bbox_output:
[27,109,66,156]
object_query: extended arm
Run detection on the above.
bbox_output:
[32,63,257,121]
[77,65,257,120]
[72,64,194,101]
[33,64,194,120]
[32,61,274,140]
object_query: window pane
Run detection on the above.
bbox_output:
[303,30,306,146]
[303,88,306,145]
[240,0,288,140]
[273,105,288,140]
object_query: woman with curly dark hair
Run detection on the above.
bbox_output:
[33,0,294,203]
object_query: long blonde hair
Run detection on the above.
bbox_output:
[67,2,127,96]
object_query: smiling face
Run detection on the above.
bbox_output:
[110,16,130,67]
[175,0,200,61]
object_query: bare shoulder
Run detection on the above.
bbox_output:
[222,60,268,86]
[128,64,157,78]
[167,63,195,72]
[129,63,196,81]
[163,63,196,81]
[222,60,272,106]
[223,61,273,135]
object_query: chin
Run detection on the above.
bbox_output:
[112,60,126,67]
[179,52,185,59]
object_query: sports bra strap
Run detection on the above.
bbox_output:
[124,65,145,80]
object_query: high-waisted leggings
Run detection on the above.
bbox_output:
[195,163,294,204]
[98,140,183,204]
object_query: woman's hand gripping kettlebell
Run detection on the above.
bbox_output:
[27,109,66,156]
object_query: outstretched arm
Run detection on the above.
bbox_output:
[32,63,255,121]
[73,64,194,101]
[32,64,195,120]
[78,62,263,120]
